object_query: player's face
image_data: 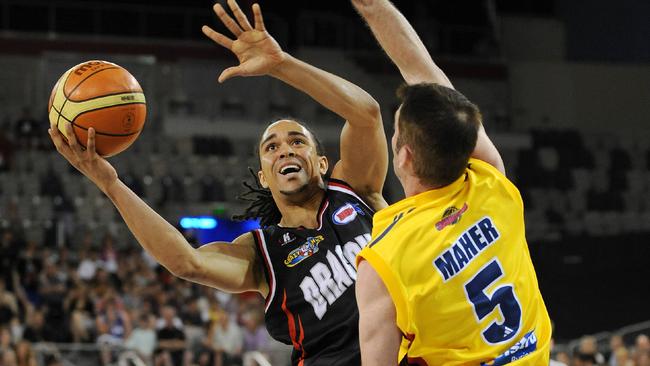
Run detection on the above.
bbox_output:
[258,120,328,198]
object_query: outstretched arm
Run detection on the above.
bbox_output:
[352,0,505,174]
[48,123,267,295]
[352,0,451,87]
[202,0,388,208]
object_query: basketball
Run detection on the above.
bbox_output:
[48,60,147,157]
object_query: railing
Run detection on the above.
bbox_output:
[559,319,650,355]
[32,342,279,366]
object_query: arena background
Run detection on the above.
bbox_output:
[0,0,649,365]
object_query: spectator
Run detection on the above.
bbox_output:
[100,235,119,275]
[241,310,271,366]
[612,347,632,366]
[125,313,157,363]
[22,309,54,343]
[578,335,606,365]
[209,309,244,366]
[16,241,42,304]
[96,295,131,366]
[63,284,95,343]
[38,259,67,305]
[609,334,625,366]
[639,351,650,366]
[241,309,269,351]
[635,334,650,365]
[0,281,18,326]
[92,268,118,300]
[555,351,571,366]
[572,351,597,366]
[1,326,15,352]
[180,297,207,355]
[14,340,37,366]
[1,348,18,366]
[154,305,186,366]
[96,295,132,345]
[37,260,69,342]
[77,250,100,282]
[637,334,650,352]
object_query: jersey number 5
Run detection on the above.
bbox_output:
[464,259,521,345]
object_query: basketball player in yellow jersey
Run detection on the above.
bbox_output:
[352,1,552,365]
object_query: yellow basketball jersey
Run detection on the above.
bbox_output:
[357,158,551,366]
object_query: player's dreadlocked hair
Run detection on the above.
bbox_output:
[232,119,326,227]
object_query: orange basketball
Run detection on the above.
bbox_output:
[48,60,147,157]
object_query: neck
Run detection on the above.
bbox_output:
[275,185,326,229]
[400,174,438,198]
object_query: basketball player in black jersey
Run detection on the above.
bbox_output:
[48,1,387,365]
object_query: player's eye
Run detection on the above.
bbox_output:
[292,139,305,146]
[265,143,277,151]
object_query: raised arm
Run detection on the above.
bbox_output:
[202,0,388,208]
[352,0,452,87]
[352,0,505,174]
[270,56,388,208]
[48,124,267,295]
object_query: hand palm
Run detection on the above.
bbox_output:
[232,30,284,76]
[202,1,284,82]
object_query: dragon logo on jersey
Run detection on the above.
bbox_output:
[435,203,468,231]
[332,202,365,225]
[284,235,324,267]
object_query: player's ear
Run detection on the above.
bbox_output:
[318,155,328,176]
[397,144,414,175]
[258,170,269,189]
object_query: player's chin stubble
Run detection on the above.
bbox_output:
[279,182,309,196]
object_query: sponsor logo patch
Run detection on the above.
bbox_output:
[284,235,324,267]
[278,232,296,246]
[481,330,537,366]
[435,203,468,231]
[332,202,365,225]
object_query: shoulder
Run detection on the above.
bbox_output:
[468,158,523,206]
[327,178,387,212]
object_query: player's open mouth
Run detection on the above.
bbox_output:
[279,164,302,175]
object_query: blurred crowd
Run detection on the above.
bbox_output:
[551,334,650,366]
[0,227,289,366]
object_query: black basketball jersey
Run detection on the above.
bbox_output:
[251,179,375,366]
